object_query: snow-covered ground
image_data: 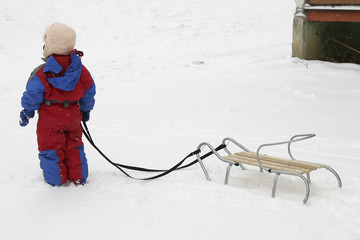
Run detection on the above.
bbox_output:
[1,0,360,239]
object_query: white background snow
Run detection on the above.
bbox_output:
[1,0,360,239]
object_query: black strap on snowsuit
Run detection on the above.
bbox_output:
[44,99,80,108]
[81,121,226,180]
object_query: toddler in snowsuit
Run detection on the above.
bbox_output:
[19,22,96,186]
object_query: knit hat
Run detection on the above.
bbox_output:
[42,22,76,58]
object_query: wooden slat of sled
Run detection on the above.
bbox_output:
[237,152,322,169]
[223,152,323,175]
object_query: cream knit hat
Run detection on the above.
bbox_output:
[42,22,76,58]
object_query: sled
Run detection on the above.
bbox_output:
[195,134,342,204]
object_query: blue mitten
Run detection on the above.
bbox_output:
[82,111,90,122]
[19,109,35,127]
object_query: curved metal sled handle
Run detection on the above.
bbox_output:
[256,134,316,172]
[195,142,235,181]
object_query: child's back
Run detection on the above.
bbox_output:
[20,22,96,186]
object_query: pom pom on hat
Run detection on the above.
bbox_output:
[43,22,76,58]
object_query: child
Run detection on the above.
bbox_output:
[19,22,96,186]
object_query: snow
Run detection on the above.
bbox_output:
[1,0,360,239]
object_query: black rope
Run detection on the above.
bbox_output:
[81,121,226,180]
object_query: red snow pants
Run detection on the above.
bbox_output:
[37,102,88,186]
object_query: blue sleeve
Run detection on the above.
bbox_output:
[21,75,45,111]
[79,80,96,112]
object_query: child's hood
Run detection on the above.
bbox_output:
[43,51,82,91]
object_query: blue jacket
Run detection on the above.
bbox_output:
[21,50,95,113]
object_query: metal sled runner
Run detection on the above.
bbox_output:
[195,134,342,204]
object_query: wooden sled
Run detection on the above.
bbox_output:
[195,134,342,204]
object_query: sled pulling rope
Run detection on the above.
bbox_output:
[81,121,226,180]
[195,134,342,204]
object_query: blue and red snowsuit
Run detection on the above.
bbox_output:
[21,50,96,186]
